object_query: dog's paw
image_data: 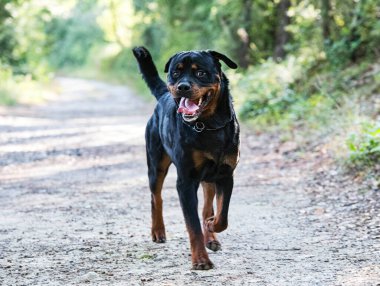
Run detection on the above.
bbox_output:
[205,216,227,233]
[206,239,221,252]
[132,46,151,60]
[151,228,166,243]
[203,223,222,251]
[192,258,214,270]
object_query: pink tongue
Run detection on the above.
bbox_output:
[177,98,199,115]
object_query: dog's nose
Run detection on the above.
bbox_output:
[177,82,191,91]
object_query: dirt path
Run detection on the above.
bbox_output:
[0,78,379,285]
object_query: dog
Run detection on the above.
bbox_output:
[132,46,240,270]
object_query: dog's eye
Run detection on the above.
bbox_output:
[196,70,206,77]
[172,71,180,78]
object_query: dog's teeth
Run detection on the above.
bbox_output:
[198,97,203,106]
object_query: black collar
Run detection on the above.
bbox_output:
[181,111,235,133]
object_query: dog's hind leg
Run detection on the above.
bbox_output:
[201,182,221,251]
[146,127,171,243]
[206,176,233,233]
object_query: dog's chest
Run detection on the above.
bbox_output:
[191,148,239,181]
[192,149,239,169]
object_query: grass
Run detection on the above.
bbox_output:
[0,87,17,106]
[139,253,155,260]
[0,75,59,106]
[346,122,380,173]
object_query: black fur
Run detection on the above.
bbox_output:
[132,46,240,270]
[132,48,168,100]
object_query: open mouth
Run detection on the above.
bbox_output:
[177,91,212,122]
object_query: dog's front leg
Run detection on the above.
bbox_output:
[206,176,233,233]
[177,178,213,270]
[201,182,221,251]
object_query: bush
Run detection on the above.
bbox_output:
[346,122,380,170]
[237,57,300,122]
[234,55,326,130]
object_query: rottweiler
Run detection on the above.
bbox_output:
[132,46,240,270]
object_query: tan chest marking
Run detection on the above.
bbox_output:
[192,150,213,171]
[192,150,239,170]
[223,151,240,169]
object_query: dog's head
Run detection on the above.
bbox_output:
[165,50,237,122]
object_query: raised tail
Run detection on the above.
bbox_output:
[132,47,168,100]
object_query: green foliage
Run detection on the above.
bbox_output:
[129,0,279,67]
[234,54,338,131]
[0,63,17,105]
[346,122,380,170]
[323,0,380,67]
[325,39,359,67]
[0,1,52,78]
[0,0,18,67]
[286,1,322,55]
[0,84,17,106]
[46,1,104,69]
[97,48,153,98]
[0,89,16,105]
[237,58,301,125]
[0,61,52,105]
[234,52,379,146]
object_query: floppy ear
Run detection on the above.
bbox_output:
[164,55,176,73]
[208,50,238,69]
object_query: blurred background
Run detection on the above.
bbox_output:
[0,0,379,174]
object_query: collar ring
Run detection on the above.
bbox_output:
[194,122,205,132]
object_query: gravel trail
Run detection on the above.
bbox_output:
[0,78,379,285]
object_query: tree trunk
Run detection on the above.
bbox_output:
[274,0,291,61]
[321,0,332,43]
[236,0,253,69]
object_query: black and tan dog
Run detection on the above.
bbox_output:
[132,46,240,270]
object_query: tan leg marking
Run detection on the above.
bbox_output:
[151,153,171,243]
[201,182,221,251]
